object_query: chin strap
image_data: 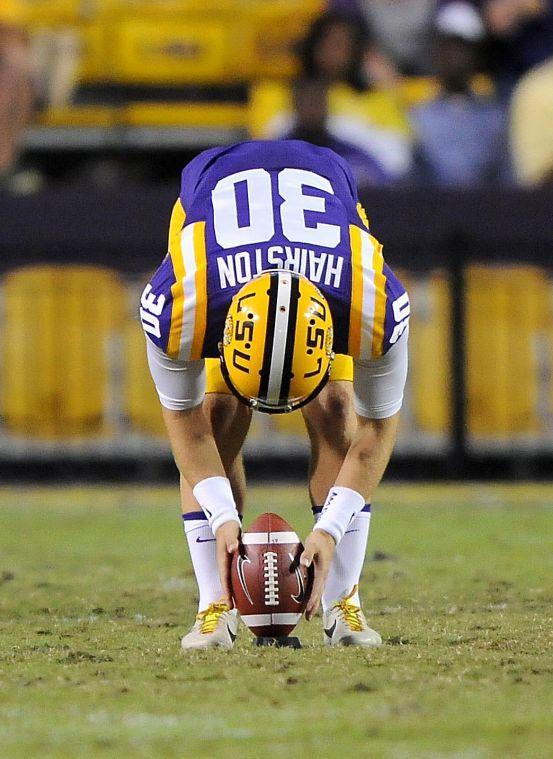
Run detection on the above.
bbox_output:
[219,354,333,414]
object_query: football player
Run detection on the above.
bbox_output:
[141,140,409,649]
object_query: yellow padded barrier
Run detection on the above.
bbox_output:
[1,266,124,438]
[406,272,452,435]
[270,409,306,438]
[124,320,166,437]
[465,265,550,436]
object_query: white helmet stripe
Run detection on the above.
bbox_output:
[266,272,292,405]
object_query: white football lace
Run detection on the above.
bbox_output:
[263,551,279,606]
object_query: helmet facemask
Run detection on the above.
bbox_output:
[220,270,334,414]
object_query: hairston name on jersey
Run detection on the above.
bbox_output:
[216,245,344,291]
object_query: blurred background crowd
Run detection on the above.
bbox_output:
[1,1,553,478]
[1,0,553,192]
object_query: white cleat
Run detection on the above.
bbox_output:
[323,586,382,648]
[181,602,239,651]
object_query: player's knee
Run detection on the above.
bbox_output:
[205,393,248,433]
[204,393,252,467]
[303,382,354,453]
[323,383,352,421]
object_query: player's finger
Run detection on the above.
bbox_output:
[305,578,323,620]
[300,547,314,568]
[226,538,239,554]
[306,546,333,619]
[217,540,234,608]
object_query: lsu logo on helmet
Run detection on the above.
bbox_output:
[220,270,334,413]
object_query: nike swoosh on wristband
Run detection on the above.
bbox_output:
[324,620,337,639]
[196,537,216,543]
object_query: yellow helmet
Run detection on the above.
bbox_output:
[220,270,334,413]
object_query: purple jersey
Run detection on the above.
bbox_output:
[140,140,409,362]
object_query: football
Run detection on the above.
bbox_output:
[231,512,314,638]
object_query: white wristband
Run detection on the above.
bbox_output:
[314,486,366,544]
[192,476,241,535]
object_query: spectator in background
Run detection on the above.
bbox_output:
[251,10,412,182]
[299,9,400,90]
[331,0,439,75]
[284,77,392,188]
[482,0,553,95]
[283,11,411,181]
[0,0,33,181]
[299,9,370,89]
[510,57,553,185]
[409,2,509,186]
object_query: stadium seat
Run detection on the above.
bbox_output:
[124,319,166,437]
[25,1,325,98]
[398,74,494,108]
[465,265,550,437]
[244,1,324,80]
[24,0,82,25]
[406,272,452,435]
[1,265,124,438]
[249,81,410,140]
[108,17,237,84]
[100,0,237,14]
[121,102,246,129]
[36,105,116,127]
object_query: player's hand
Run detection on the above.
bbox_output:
[216,520,241,608]
[300,529,336,620]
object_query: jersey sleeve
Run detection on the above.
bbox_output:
[348,225,410,360]
[140,199,185,356]
[329,148,359,204]
[179,146,229,211]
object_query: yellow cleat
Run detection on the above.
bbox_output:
[323,586,382,648]
[181,602,238,651]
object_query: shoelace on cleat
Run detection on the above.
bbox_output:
[333,585,364,632]
[196,602,230,634]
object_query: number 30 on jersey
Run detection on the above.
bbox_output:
[211,168,341,250]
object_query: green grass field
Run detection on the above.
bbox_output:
[0,483,552,758]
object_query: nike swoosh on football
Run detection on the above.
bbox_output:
[196,537,216,543]
[324,620,337,639]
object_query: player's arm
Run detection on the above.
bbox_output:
[147,340,240,605]
[301,334,408,618]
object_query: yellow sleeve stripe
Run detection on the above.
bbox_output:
[371,235,387,358]
[356,202,370,229]
[348,224,363,357]
[167,199,186,359]
[168,198,186,250]
[190,222,207,361]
